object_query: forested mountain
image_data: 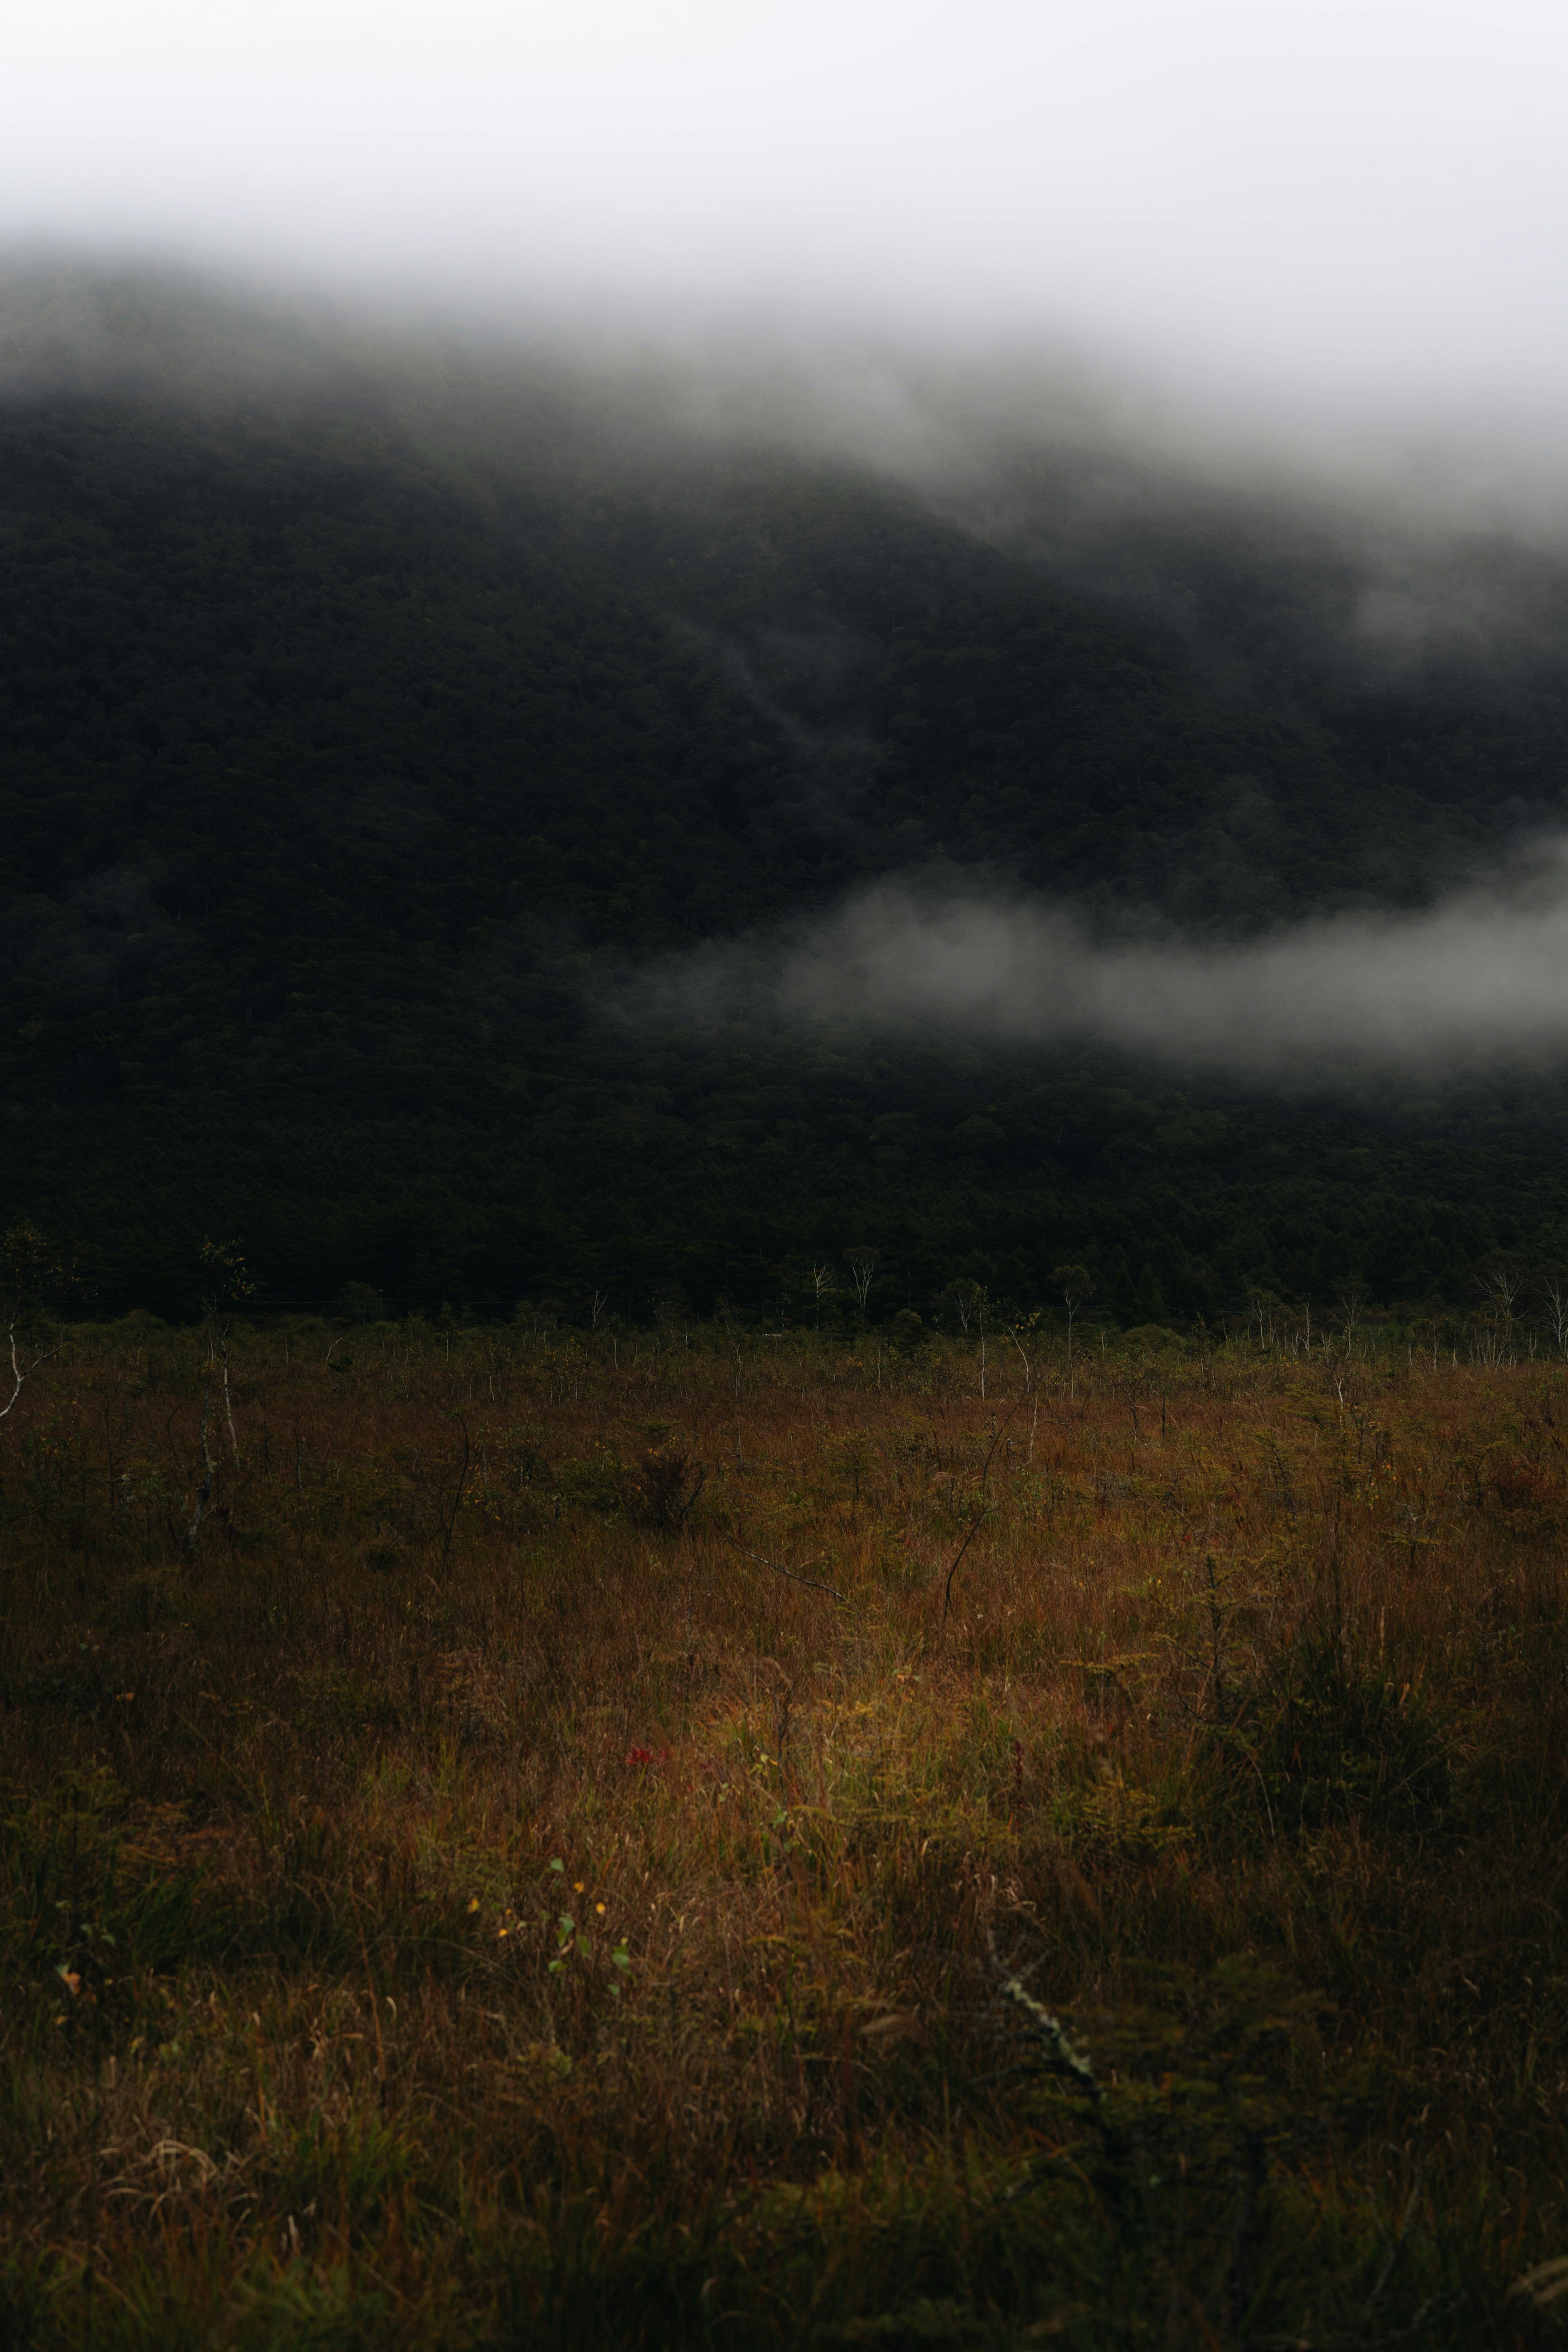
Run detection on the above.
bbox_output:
[4,277,1568,1321]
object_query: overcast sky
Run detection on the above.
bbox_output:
[8,0,1568,439]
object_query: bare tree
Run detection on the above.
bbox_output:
[186,1384,217,1552]
[1247,1287,1291,1353]
[1542,1270,1568,1360]
[1474,1259,1523,1368]
[0,1320,62,1426]
[1006,1319,1040,1461]
[809,1263,837,1328]
[0,1221,69,1429]
[942,1278,982,1333]
[843,1248,879,1316]
[1052,1263,1094,1401]
[199,1238,255,1463]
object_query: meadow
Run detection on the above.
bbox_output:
[4,1309,1568,2347]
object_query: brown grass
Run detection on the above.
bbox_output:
[3,1316,1568,2345]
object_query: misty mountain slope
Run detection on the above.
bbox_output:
[8,381,1568,977]
[0,396,787,963]
[5,353,1568,1312]
[948,450,1568,884]
[528,461,1568,926]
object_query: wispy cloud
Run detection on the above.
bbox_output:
[630,847,1568,1076]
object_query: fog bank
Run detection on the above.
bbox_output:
[632,848,1568,1076]
[8,0,1568,466]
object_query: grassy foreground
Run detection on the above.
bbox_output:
[4,1317,1568,2348]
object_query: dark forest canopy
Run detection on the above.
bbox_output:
[4,274,1568,1321]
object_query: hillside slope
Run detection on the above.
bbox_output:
[4,321,1568,1318]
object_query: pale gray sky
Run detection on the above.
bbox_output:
[8,0,1568,436]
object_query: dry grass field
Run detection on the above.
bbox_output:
[5,1312,1568,2347]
